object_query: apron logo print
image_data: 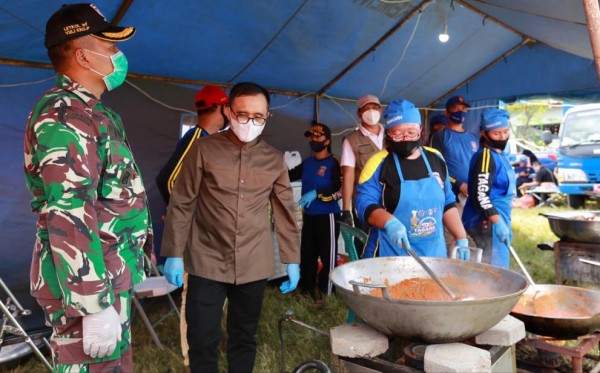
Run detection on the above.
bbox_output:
[408,210,437,237]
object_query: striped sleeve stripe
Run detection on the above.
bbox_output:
[481,148,491,174]
[167,128,203,193]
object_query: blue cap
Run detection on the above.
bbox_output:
[383,100,421,129]
[480,108,510,131]
[429,114,449,128]
[519,156,528,162]
[445,95,471,110]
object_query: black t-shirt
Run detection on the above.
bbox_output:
[365,147,455,218]
[534,166,556,184]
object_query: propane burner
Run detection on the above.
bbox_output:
[403,343,426,370]
[518,331,600,373]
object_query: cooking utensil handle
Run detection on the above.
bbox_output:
[508,244,536,286]
[579,258,600,267]
[450,246,483,263]
[404,246,458,300]
[348,280,392,301]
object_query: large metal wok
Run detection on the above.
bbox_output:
[541,210,600,244]
[329,257,528,343]
[511,284,600,339]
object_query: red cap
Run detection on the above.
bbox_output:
[195,85,228,110]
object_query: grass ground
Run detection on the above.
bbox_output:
[2,205,598,372]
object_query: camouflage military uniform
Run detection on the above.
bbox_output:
[24,74,153,369]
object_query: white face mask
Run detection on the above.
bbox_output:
[362,109,381,126]
[230,118,264,142]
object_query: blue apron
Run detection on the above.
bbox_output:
[377,149,447,257]
[489,151,516,268]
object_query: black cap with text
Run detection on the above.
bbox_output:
[45,3,135,48]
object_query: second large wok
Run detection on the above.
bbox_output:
[540,210,600,244]
[511,284,600,339]
[330,257,528,343]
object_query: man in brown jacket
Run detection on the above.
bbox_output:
[340,94,384,233]
[161,82,300,373]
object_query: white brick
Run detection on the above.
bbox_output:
[330,323,388,358]
[424,343,491,373]
[475,315,526,346]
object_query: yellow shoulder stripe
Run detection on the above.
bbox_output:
[167,128,203,192]
[358,149,388,184]
[422,146,445,161]
[423,145,441,157]
[481,148,491,173]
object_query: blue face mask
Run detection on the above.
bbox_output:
[85,49,129,91]
[449,110,466,124]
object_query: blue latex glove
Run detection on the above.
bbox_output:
[279,264,300,294]
[384,217,409,250]
[164,257,183,287]
[298,190,317,209]
[492,220,510,245]
[456,238,470,261]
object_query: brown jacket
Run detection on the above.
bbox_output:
[344,129,380,188]
[160,130,300,284]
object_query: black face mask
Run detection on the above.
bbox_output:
[388,138,421,158]
[449,110,466,124]
[309,140,327,153]
[484,133,508,151]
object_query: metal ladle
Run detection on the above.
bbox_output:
[404,244,463,301]
[508,244,551,314]
[579,258,600,267]
[508,244,536,286]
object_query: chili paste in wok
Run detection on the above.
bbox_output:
[369,277,496,301]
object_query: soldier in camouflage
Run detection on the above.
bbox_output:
[23,4,152,372]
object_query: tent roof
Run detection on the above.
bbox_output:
[1,0,599,110]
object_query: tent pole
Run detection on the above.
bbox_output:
[111,0,134,25]
[428,38,533,108]
[314,95,320,123]
[0,57,312,97]
[582,0,600,82]
[455,0,533,39]
[0,58,52,69]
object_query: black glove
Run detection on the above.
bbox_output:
[341,210,354,226]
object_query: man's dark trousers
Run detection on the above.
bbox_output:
[186,275,267,373]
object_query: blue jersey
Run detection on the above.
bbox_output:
[289,155,342,216]
[463,146,516,229]
[431,128,479,191]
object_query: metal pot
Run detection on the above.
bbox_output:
[540,210,600,244]
[510,284,600,339]
[329,257,528,343]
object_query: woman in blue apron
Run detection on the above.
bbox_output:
[355,99,469,259]
[462,109,515,268]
